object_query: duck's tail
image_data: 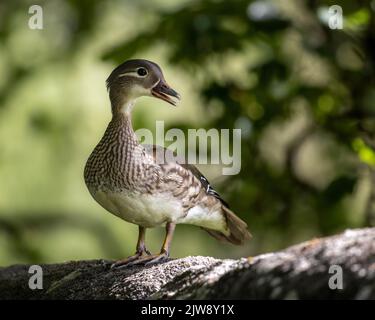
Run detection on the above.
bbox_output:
[202,206,251,245]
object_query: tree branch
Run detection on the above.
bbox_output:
[1,228,375,299]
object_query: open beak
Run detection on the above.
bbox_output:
[151,80,181,106]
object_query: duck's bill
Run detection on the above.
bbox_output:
[151,81,181,106]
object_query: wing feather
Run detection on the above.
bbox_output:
[143,144,251,244]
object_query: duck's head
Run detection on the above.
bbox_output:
[106,59,180,114]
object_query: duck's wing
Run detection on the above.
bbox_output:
[144,144,251,245]
[144,144,227,203]
[180,162,230,208]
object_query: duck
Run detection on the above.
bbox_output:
[84,59,251,267]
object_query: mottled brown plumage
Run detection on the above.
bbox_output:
[84,59,251,267]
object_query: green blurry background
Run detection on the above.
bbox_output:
[0,0,374,265]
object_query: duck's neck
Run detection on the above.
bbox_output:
[110,100,139,148]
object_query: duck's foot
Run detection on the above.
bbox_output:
[125,251,170,267]
[110,249,151,269]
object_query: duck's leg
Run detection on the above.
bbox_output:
[111,226,151,268]
[127,222,176,266]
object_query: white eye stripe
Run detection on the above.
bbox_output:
[118,68,148,78]
[118,71,142,78]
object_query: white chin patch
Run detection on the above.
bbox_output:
[131,84,151,98]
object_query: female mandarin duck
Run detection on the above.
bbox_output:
[84,59,251,267]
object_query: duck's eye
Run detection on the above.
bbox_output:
[137,68,148,76]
